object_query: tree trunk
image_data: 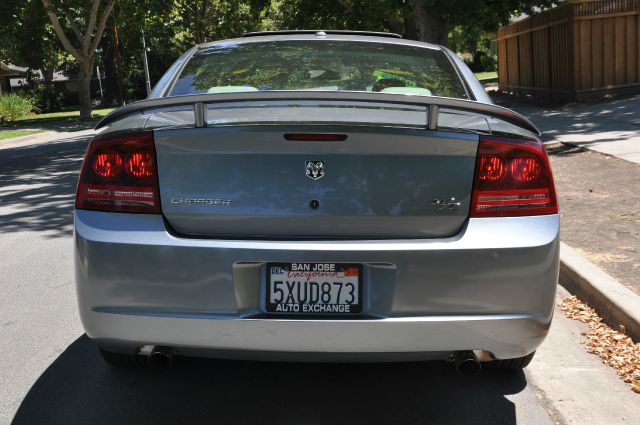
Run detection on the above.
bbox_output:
[102,31,117,105]
[194,0,211,44]
[410,0,449,46]
[403,10,419,41]
[112,23,125,105]
[78,59,94,120]
[41,66,56,112]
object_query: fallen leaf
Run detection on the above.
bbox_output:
[561,296,640,395]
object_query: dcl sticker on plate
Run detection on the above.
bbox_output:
[266,263,362,314]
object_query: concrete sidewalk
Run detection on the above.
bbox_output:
[526,286,640,425]
[494,96,640,164]
[494,94,640,164]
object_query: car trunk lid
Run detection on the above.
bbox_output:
[155,125,477,239]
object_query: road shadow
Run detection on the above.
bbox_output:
[12,335,526,425]
[0,135,90,238]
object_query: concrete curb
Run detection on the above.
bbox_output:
[543,139,563,149]
[560,242,640,342]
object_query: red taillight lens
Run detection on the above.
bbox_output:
[125,152,154,178]
[92,150,123,178]
[510,157,542,182]
[75,133,161,213]
[477,154,507,181]
[471,137,557,217]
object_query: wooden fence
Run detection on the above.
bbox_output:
[497,0,640,101]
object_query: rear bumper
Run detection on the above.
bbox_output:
[75,210,559,360]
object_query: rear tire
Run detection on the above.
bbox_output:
[486,351,535,371]
[98,347,148,367]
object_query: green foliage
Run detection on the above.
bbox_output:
[0,94,39,123]
[0,0,74,113]
[0,0,561,104]
[449,28,497,72]
[260,0,411,34]
[413,0,560,33]
[480,54,496,72]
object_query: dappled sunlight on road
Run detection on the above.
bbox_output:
[0,135,89,238]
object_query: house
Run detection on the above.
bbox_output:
[0,62,26,95]
[9,69,79,93]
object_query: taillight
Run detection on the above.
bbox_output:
[75,133,161,213]
[471,137,557,217]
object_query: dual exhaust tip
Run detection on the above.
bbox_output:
[140,346,482,374]
[140,345,174,368]
[454,351,482,376]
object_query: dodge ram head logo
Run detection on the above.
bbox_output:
[305,160,325,180]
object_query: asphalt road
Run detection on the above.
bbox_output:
[0,133,636,425]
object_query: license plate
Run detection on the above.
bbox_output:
[266,263,362,314]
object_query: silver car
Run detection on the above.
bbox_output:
[75,30,559,374]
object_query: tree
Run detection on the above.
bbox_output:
[0,1,70,111]
[111,0,192,101]
[260,0,408,36]
[179,0,269,44]
[42,0,115,119]
[409,0,559,45]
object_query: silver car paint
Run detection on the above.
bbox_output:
[155,126,477,238]
[75,210,559,359]
[77,33,559,361]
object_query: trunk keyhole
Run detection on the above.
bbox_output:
[309,200,320,210]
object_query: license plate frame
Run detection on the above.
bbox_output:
[265,262,363,315]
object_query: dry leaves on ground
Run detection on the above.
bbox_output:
[560,296,640,394]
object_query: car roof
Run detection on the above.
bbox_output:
[196,31,443,51]
[244,30,402,39]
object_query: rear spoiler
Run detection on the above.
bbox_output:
[95,91,541,136]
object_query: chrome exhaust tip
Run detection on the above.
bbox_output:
[140,345,174,368]
[454,351,481,376]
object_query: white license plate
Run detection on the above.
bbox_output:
[266,263,362,314]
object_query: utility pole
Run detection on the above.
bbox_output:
[96,65,104,98]
[142,30,151,96]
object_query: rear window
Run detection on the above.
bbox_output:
[170,40,468,99]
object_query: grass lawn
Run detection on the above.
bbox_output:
[0,129,48,140]
[474,71,498,82]
[24,107,115,122]
[1,107,116,128]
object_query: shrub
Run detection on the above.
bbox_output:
[480,55,497,72]
[0,94,39,122]
[32,86,64,113]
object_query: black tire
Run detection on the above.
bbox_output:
[98,347,148,367]
[486,351,536,371]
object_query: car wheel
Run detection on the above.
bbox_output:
[486,351,536,370]
[98,347,148,367]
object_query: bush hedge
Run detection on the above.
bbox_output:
[0,94,39,122]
